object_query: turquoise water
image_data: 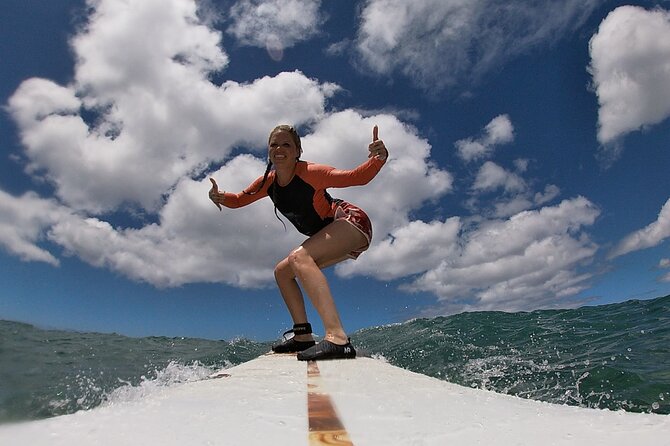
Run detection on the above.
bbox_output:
[355,295,670,414]
[1,295,668,423]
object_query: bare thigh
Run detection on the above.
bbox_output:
[298,219,368,269]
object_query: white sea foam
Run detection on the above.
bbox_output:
[102,360,230,406]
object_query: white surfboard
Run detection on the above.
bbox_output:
[1,354,668,445]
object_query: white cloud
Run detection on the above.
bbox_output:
[486,183,560,219]
[227,0,324,56]
[346,218,461,280]
[514,158,529,172]
[355,0,602,91]
[483,184,560,219]
[0,190,70,266]
[406,197,600,313]
[609,197,670,259]
[660,258,670,283]
[325,39,350,57]
[485,115,516,146]
[456,115,514,162]
[455,115,560,219]
[534,184,561,206]
[472,161,526,194]
[343,195,600,313]
[589,6,670,150]
[7,0,335,214]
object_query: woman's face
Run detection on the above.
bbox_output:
[268,130,299,166]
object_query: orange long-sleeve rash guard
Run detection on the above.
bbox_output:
[222,157,386,236]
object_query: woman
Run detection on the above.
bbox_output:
[208,124,388,360]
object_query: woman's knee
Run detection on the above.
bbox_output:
[287,246,316,273]
[274,257,293,282]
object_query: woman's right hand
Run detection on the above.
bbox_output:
[209,178,223,211]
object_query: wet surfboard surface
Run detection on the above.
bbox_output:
[1,354,668,445]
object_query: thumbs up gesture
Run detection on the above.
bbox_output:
[368,125,388,161]
[209,178,223,211]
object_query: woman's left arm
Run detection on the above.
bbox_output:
[322,125,388,187]
[368,125,388,161]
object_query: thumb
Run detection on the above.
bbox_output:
[372,125,379,142]
[209,178,218,190]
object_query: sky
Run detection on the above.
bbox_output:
[2,0,670,341]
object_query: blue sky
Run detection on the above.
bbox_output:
[2,0,670,341]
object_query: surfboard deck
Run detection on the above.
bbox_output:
[1,354,668,445]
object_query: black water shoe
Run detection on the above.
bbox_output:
[272,323,316,353]
[297,339,356,361]
[272,337,316,353]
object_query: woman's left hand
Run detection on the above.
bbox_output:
[368,125,388,161]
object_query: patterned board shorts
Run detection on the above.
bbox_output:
[333,200,373,259]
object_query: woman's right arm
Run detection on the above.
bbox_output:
[208,175,269,210]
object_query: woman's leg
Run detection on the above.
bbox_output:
[286,219,368,345]
[274,258,313,342]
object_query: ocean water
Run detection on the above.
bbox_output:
[1,295,668,424]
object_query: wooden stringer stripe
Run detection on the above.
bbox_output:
[307,360,353,445]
